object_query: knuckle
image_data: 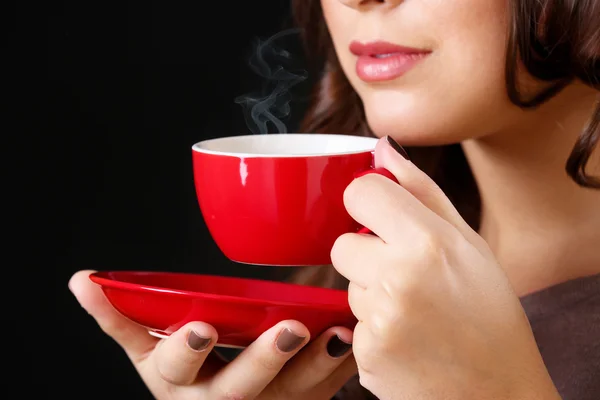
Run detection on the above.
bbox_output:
[331,233,355,265]
[344,174,379,210]
[351,324,374,373]
[369,301,402,342]
[163,348,200,370]
[352,343,371,372]
[413,229,447,267]
[353,323,388,376]
[379,257,420,299]
[343,176,366,205]
[347,285,360,313]
[157,364,186,386]
[388,273,420,302]
[355,345,380,376]
[179,352,202,369]
[449,229,471,252]
[155,348,202,386]
[415,175,443,199]
[254,352,283,373]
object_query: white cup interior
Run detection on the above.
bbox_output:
[192,134,378,158]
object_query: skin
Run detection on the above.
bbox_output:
[323,0,600,398]
[70,0,600,398]
[323,0,600,295]
[70,270,358,399]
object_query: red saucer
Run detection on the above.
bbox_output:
[90,271,357,348]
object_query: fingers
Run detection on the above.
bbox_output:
[270,326,356,398]
[344,169,440,245]
[374,137,482,245]
[331,232,385,288]
[152,321,218,386]
[69,270,158,362]
[208,320,310,399]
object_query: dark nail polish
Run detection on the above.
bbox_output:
[187,330,211,351]
[276,328,306,353]
[326,335,352,358]
[386,136,410,159]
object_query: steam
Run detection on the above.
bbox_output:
[235,29,307,134]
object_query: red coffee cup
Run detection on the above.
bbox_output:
[192,134,395,266]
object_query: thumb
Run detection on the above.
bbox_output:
[69,270,158,363]
[374,136,482,246]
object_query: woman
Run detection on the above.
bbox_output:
[69,0,599,399]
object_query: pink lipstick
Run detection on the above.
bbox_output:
[349,40,431,82]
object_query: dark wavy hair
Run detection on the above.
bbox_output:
[287,1,599,398]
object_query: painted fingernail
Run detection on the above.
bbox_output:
[386,136,410,160]
[326,335,352,358]
[276,328,306,353]
[187,330,211,351]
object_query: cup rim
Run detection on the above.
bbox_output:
[192,133,378,158]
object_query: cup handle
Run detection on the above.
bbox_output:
[353,167,398,235]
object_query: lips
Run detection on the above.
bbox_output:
[349,40,431,82]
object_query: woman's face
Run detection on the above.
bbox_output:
[321,0,527,145]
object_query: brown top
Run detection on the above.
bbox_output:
[521,273,600,400]
[335,273,600,400]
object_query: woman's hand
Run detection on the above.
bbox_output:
[331,137,561,400]
[69,270,357,400]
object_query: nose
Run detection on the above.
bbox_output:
[339,0,403,10]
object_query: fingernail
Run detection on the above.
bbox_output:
[386,136,410,160]
[326,335,352,358]
[187,330,211,352]
[276,328,306,353]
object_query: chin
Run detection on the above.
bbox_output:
[363,103,475,147]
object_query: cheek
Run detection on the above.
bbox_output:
[321,0,358,64]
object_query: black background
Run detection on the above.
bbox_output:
[49,1,317,398]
